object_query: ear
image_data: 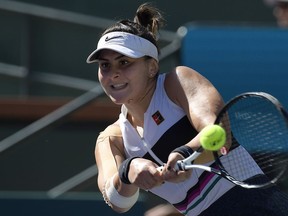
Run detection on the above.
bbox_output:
[148,59,159,78]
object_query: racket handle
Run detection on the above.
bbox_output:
[157,147,203,172]
[175,148,203,171]
[175,160,185,171]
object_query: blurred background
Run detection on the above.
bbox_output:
[0,0,287,215]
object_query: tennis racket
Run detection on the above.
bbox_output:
[174,92,288,189]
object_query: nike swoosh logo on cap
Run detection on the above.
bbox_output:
[105,35,124,42]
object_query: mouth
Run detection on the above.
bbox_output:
[111,83,128,90]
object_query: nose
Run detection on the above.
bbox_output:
[110,68,121,79]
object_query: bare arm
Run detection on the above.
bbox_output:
[166,66,224,131]
[163,66,227,181]
[95,123,139,212]
[96,118,166,211]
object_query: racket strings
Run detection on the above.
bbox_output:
[220,146,263,182]
[219,96,288,186]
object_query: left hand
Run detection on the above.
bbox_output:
[160,152,192,183]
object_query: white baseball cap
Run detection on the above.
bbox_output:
[86,31,159,63]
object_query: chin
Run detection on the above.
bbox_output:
[110,97,125,105]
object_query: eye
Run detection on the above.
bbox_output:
[99,61,110,70]
[119,59,129,66]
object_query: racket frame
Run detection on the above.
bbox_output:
[174,92,288,189]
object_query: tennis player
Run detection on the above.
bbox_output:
[87,3,288,215]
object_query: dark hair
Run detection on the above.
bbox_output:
[102,3,165,53]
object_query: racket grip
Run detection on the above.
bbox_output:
[157,148,203,172]
[175,160,185,171]
[157,163,183,172]
[157,162,184,172]
[175,150,203,171]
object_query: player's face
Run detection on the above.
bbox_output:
[97,49,157,105]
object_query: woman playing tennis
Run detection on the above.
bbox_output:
[87,3,288,215]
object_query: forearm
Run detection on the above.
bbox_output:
[96,135,139,212]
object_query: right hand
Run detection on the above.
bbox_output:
[128,158,164,190]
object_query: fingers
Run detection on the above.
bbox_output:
[163,169,192,183]
[131,163,164,190]
[137,170,164,190]
[166,153,183,172]
[160,162,192,183]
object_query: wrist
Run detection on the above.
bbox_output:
[172,145,194,158]
[118,157,139,184]
[103,173,139,211]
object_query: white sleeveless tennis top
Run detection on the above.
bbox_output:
[118,73,260,215]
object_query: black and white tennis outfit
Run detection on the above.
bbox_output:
[118,74,288,216]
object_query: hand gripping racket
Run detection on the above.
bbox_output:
[174,92,288,189]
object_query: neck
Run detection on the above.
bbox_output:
[124,78,157,127]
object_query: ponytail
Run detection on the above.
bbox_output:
[134,3,165,40]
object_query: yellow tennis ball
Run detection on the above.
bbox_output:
[200,125,226,151]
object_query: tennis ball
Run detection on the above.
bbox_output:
[200,125,226,151]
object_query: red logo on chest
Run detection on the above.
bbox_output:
[152,111,165,125]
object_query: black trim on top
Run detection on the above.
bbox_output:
[143,116,198,165]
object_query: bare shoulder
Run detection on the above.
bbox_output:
[166,66,212,88]
[165,66,224,129]
[165,66,215,105]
